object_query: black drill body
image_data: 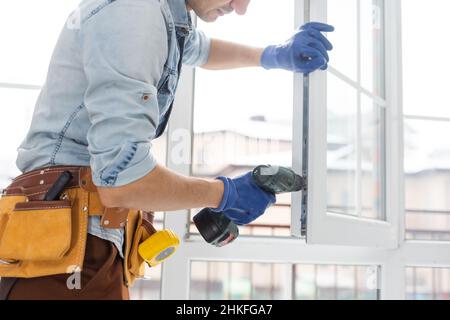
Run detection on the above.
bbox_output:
[193,165,306,247]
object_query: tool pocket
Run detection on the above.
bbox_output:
[128,211,156,279]
[0,199,72,262]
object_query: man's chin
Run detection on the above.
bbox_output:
[201,14,219,23]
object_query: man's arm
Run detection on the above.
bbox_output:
[98,164,224,212]
[200,38,264,70]
[200,22,335,72]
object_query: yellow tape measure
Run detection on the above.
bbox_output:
[138,229,180,267]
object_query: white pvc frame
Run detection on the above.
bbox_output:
[157,0,450,300]
[302,0,400,248]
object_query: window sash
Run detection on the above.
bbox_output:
[296,0,400,248]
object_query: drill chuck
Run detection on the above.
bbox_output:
[194,165,305,247]
[252,165,306,194]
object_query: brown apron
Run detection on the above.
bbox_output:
[0,234,129,300]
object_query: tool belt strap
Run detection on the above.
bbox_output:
[1,165,143,229]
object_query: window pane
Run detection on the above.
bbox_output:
[152,133,168,168]
[406,267,450,300]
[0,88,39,188]
[327,73,357,216]
[294,264,379,300]
[360,0,385,97]
[404,119,450,241]
[402,1,450,118]
[327,78,385,220]
[356,266,379,299]
[129,264,162,300]
[190,261,289,300]
[295,264,316,300]
[328,0,358,81]
[191,0,293,237]
[251,263,286,300]
[360,95,385,220]
[190,261,379,300]
[336,266,357,300]
[316,265,337,300]
[0,0,80,84]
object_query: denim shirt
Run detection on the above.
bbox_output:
[15,0,211,257]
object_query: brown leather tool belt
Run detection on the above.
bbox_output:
[1,165,146,229]
[0,165,154,286]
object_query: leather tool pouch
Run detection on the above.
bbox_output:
[124,210,157,287]
[0,200,72,261]
[0,188,89,278]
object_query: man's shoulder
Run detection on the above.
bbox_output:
[74,0,165,26]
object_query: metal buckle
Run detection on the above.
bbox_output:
[0,259,19,265]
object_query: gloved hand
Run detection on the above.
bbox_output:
[211,172,276,225]
[260,22,335,74]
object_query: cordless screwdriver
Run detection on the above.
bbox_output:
[193,165,306,247]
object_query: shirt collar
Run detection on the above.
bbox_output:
[166,0,192,30]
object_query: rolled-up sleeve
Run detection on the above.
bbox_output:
[182,28,211,67]
[80,0,168,187]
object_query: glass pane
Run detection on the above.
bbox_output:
[190,260,210,300]
[316,265,337,300]
[404,119,450,241]
[406,267,450,300]
[402,1,450,118]
[360,95,385,220]
[327,79,385,220]
[190,261,289,300]
[191,0,294,237]
[327,73,357,216]
[0,0,80,85]
[129,264,162,300]
[337,266,357,300]
[0,88,39,188]
[152,133,168,167]
[294,265,316,300]
[327,0,358,81]
[191,262,379,300]
[294,264,379,300]
[360,0,385,96]
[356,266,379,299]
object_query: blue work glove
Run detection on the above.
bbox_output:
[211,172,276,225]
[260,22,335,74]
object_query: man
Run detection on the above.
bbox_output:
[0,0,333,299]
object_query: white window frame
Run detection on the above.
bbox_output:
[156,0,450,300]
[298,0,400,248]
